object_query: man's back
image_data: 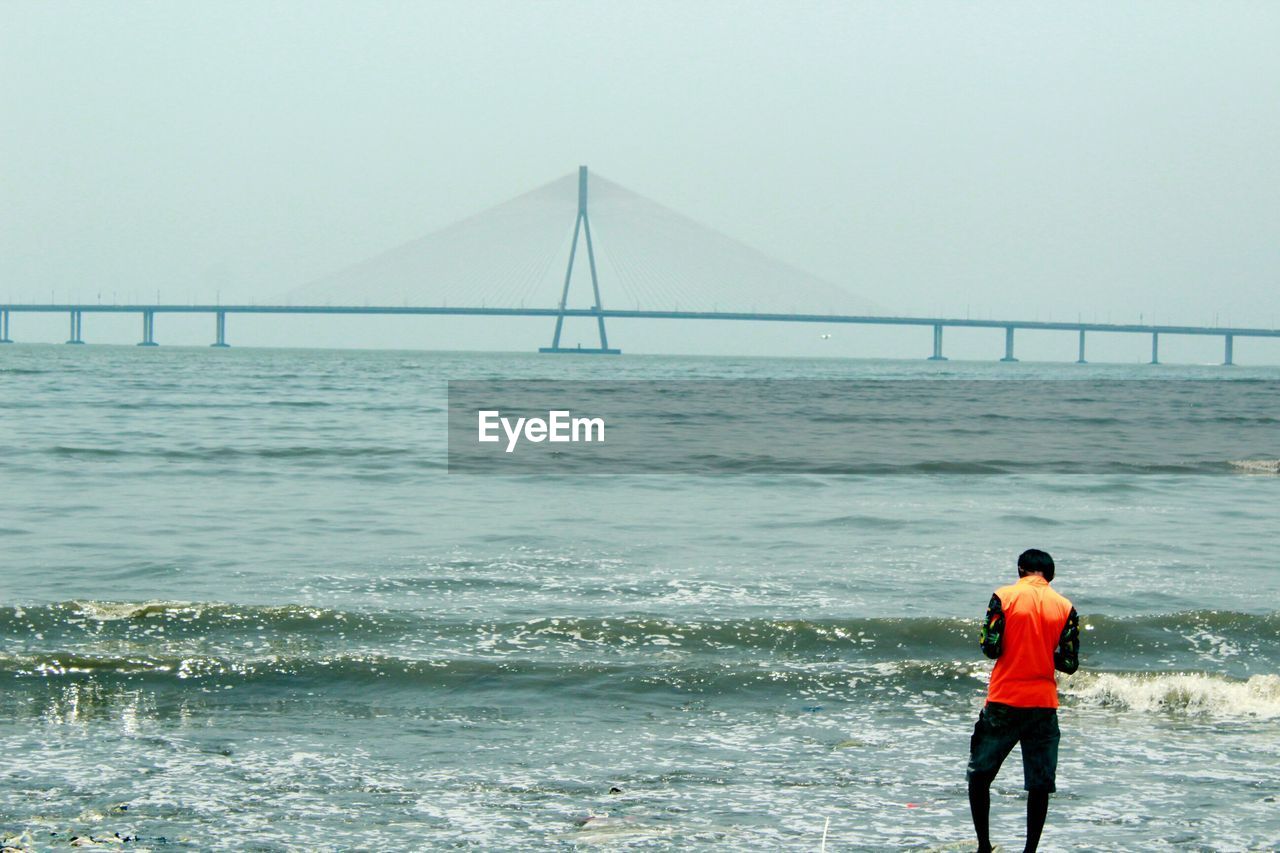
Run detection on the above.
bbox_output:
[985,575,1076,708]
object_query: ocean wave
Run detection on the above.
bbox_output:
[0,649,988,697]
[29,449,1278,475]
[1229,458,1280,474]
[3,603,1278,663]
[1063,671,1280,718]
[4,604,1278,712]
[3,644,1276,720]
[0,602,980,656]
[45,445,428,462]
[486,458,1280,476]
[0,600,419,642]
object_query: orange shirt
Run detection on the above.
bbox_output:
[986,576,1074,708]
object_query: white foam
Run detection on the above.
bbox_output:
[1064,672,1280,718]
[68,600,194,621]
[1229,459,1280,474]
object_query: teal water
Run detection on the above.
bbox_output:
[1,346,1278,850]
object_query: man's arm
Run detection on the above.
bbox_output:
[1054,607,1080,674]
[979,593,1004,660]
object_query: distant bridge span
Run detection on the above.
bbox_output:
[6,167,1272,363]
[1,302,1275,364]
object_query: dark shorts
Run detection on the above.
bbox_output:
[966,702,1060,792]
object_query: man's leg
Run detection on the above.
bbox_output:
[967,705,1017,853]
[1019,710,1060,853]
[968,772,994,853]
[1024,789,1049,852]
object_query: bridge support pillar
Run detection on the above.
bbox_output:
[211,311,229,347]
[1223,334,1234,366]
[1149,332,1159,365]
[0,309,11,343]
[541,166,621,354]
[1076,329,1087,364]
[66,310,84,344]
[137,311,158,346]
[927,324,947,361]
[1000,326,1018,362]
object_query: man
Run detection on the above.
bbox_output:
[967,549,1080,853]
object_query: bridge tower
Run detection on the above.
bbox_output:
[540,166,621,354]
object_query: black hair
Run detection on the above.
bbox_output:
[1017,548,1055,582]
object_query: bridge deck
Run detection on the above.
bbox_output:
[1,304,1276,338]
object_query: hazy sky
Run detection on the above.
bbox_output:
[3,1,1278,359]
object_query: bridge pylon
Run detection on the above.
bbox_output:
[539,166,621,354]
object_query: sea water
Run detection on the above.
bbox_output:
[1,346,1278,850]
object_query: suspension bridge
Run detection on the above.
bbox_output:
[2,167,1275,363]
